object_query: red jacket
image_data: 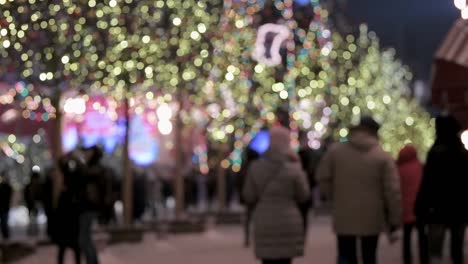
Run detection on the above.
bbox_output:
[397,145,423,224]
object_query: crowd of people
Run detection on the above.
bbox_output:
[241,115,467,264]
[0,146,117,264]
[0,114,466,264]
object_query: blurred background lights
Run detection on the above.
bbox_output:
[64,98,86,115]
[32,134,41,143]
[461,130,468,149]
[453,0,468,19]
[158,120,173,135]
[249,130,270,154]
[454,0,467,10]
[32,165,40,172]
[157,103,172,120]
[462,7,468,19]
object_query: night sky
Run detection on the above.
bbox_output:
[344,0,459,81]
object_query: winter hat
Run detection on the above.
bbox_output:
[357,115,381,134]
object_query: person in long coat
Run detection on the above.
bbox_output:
[316,116,401,264]
[415,115,468,264]
[243,126,310,264]
[397,145,428,264]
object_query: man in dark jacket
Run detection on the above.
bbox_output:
[0,171,12,240]
[415,115,468,264]
[80,145,107,264]
[24,170,42,236]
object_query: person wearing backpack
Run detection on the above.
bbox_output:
[243,126,311,264]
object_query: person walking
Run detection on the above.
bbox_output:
[80,146,106,264]
[0,171,13,240]
[24,170,43,236]
[243,126,311,264]
[54,151,83,264]
[415,115,468,264]
[397,145,428,264]
[316,116,402,264]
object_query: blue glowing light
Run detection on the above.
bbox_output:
[103,137,118,154]
[129,116,159,165]
[129,139,159,166]
[62,126,79,152]
[294,0,310,6]
[249,130,270,154]
[82,134,99,148]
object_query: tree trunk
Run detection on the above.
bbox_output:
[50,91,64,211]
[122,95,133,226]
[174,105,185,219]
[51,93,63,161]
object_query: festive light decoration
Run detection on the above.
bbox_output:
[0,82,56,122]
[455,0,467,10]
[454,0,468,19]
[0,0,435,175]
[252,23,290,66]
[321,25,434,156]
[129,115,159,165]
[209,0,433,161]
[0,130,51,187]
[249,129,270,154]
[0,0,106,121]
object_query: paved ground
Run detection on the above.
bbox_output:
[13,216,467,264]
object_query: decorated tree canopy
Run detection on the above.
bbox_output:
[207,0,434,162]
[322,25,434,156]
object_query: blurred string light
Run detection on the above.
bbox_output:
[0,82,56,122]
[0,0,109,113]
[0,0,435,167]
[210,0,434,159]
[320,25,435,156]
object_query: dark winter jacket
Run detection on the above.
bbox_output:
[415,116,468,224]
[0,180,12,213]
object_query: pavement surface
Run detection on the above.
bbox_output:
[12,216,468,264]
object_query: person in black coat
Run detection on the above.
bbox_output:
[0,171,12,240]
[54,152,84,264]
[24,170,42,236]
[415,115,468,264]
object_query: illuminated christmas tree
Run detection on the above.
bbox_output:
[207,0,434,161]
[79,0,223,219]
[205,0,334,167]
[0,0,104,159]
[323,25,434,156]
